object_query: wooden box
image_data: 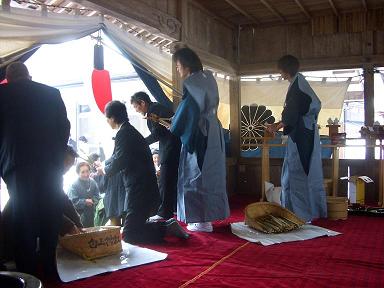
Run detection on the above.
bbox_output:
[59,226,122,260]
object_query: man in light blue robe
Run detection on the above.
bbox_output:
[268,55,327,222]
[171,48,230,232]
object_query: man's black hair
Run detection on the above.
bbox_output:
[131,91,152,105]
[104,100,129,124]
[173,47,203,73]
[277,55,300,77]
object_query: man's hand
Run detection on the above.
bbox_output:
[67,225,82,235]
[265,122,284,134]
[95,164,105,175]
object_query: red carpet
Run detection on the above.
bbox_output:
[45,196,384,288]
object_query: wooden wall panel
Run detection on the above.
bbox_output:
[375,31,384,55]
[239,8,384,74]
[185,1,236,65]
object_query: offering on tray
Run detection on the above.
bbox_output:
[360,125,384,139]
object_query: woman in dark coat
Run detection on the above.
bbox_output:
[68,162,100,227]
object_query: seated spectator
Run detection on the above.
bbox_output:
[68,162,100,227]
[152,149,161,178]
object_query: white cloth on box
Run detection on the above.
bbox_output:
[265,181,282,205]
[230,222,340,246]
[57,241,167,282]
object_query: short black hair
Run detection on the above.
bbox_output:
[105,100,128,124]
[6,62,31,83]
[277,55,300,77]
[131,91,152,105]
[76,161,90,174]
[173,47,203,73]
[88,153,100,163]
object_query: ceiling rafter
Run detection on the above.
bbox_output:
[328,0,339,16]
[259,0,285,23]
[293,0,311,19]
[224,0,260,25]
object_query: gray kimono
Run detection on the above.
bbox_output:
[281,73,327,222]
[171,70,230,223]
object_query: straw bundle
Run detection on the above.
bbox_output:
[245,202,305,234]
[59,226,122,260]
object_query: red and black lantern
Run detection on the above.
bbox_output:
[92,38,112,114]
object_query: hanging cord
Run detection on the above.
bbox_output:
[90,34,183,99]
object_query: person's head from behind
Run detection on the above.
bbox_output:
[131,92,152,115]
[76,162,91,180]
[64,145,79,174]
[5,62,31,83]
[173,47,203,79]
[105,100,129,129]
[277,55,300,81]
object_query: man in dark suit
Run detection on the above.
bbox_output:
[103,100,188,243]
[0,62,70,275]
[131,92,181,221]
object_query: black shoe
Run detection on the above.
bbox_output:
[165,221,189,239]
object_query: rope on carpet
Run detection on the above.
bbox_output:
[178,242,250,288]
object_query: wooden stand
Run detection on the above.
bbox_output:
[258,137,384,207]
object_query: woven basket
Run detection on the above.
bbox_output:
[59,226,122,260]
[245,202,305,234]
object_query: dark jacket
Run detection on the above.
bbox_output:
[146,102,181,165]
[104,122,159,214]
[0,79,70,176]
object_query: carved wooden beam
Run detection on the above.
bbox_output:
[328,0,339,16]
[72,0,181,40]
[224,0,260,25]
[259,0,285,23]
[293,0,311,20]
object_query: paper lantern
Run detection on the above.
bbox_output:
[92,69,112,114]
[92,43,112,113]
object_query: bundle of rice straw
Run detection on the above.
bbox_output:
[245,202,305,234]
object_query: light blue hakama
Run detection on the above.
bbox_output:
[281,74,327,222]
[171,70,230,223]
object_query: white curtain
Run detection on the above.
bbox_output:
[103,22,172,82]
[241,78,351,134]
[215,76,230,129]
[0,7,172,82]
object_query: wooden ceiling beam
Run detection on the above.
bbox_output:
[328,0,339,16]
[293,0,311,19]
[259,0,285,23]
[224,0,260,25]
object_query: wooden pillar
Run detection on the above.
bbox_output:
[229,76,241,159]
[332,146,339,197]
[172,62,182,111]
[364,65,375,159]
